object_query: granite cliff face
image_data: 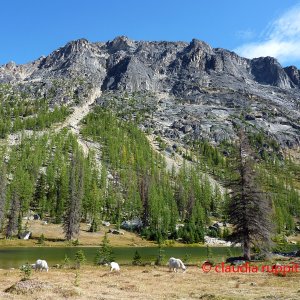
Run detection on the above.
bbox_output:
[0,36,299,149]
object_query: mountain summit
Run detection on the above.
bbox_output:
[0,36,299,148]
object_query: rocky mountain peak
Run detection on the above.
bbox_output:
[64,38,90,51]
[4,61,17,70]
[284,65,300,86]
[250,56,292,88]
[106,36,136,53]
[188,39,213,53]
[57,38,92,58]
[0,37,299,148]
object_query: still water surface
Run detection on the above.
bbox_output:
[0,246,242,269]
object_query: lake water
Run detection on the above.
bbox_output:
[0,246,242,269]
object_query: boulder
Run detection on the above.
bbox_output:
[181,125,193,133]
[107,174,114,180]
[245,114,255,121]
[108,229,124,235]
[226,257,246,264]
[175,223,184,231]
[204,235,233,246]
[33,214,40,220]
[121,218,143,230]
[18,231,32,240]
[172,121,183,129]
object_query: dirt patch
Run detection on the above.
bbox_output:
[55,286,81,298]
[4,279,52,295]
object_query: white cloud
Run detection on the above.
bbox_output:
[235,5,300,65]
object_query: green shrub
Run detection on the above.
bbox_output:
[20,263,32,281]
[89,219,98,232]
[37,233,45,245]
[94,233,114,265]
[132,250,142,266]
[155,244,165,266]
[63,254,71,269]
[72,239,79,246]
[74,250,86,269]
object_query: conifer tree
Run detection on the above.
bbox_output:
[227,130,273,260]
[63,150,84,240]
[139,171,150,227]
[6,190,20,238]
[55,164,68,223]
[74,250,86,269]
[16,169,34,217]
[35,172,47,217]
[132,250,142,265]
[94,233,114,265]
[0,162,7,229]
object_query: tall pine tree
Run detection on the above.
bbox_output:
[63,150,84,240]
[6,190,20,238]
[0,161,7,229]
[227,130,273,260]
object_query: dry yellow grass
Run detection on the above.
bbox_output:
[0,221,156,247]
[287,234,300,244]
[1,220,207,247]
[0,265,300,299]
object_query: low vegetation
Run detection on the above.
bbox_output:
[1,265,300,300]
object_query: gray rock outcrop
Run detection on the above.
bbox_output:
[0,36,299,149]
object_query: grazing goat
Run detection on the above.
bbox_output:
[32,259,49,272]
[110,262,120,272]
[168,257,186,272]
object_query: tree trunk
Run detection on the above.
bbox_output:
[0,163,6,229]
[6,191,20,238]
[243,236,251,260]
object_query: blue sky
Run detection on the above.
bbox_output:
[1,0,300,67]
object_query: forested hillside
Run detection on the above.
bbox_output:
[81,107,223,243]
[0,84,70,138]
[1,88,298,245]
[0,131,101,237]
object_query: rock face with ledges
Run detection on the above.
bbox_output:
[0,36,299,149]
[2,36,300,91]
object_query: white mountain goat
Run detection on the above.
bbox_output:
[168,257,186,272]
[110,262,120,272]
[32,259,49,272]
